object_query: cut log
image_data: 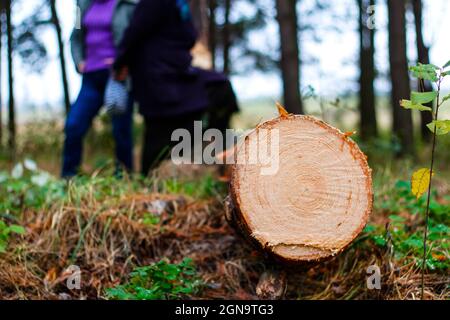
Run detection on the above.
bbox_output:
[228,114,373,264]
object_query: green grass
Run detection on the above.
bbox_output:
[0,116,448,299]
[106,258,203,300]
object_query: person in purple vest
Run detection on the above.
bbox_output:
[62,0,138,178]
[114,0,238,175]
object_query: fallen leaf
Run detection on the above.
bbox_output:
[431,253,446,261]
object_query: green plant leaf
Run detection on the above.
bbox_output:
[442,93,450,104]
[411,91,437,105]
[443,60,450,69]
[372,235,387,247]
[9,225,25,235]
[409,64,439,81]
[427,120,450,135]
[400,99,432,112]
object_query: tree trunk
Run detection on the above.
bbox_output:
[387,0,414,155]
[49,0,70,115]
[222,0,231,75]
[412,0,433,142]
[357,0,377,140]
[190,0,209,44]
[208,0,217,70]
[6,0,15,157]
[189,0,212,69]
[0,11,3,148]
[227,115,373,264]
[275,0,303,114]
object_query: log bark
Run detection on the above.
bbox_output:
[227,115,373,264]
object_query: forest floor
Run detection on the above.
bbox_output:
[0,118,449,300]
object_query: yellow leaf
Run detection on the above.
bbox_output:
[411,168,433,199]
[276,102,289,118]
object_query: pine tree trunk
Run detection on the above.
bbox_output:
[0,11,3,149]
[227,115,373,264]
[189,0,212,69]
[387,0,414,155]
[50,0,71,115]
[190,0,209,44]
[358,0,377,140]
[412,0,433,142]
[222,0,231,75]
[208,0,217,70]
[275,0,303,114]
[6,0,15,157]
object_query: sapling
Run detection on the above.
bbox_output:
[399,61,450,299]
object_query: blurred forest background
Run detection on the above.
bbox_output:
[0,0,448,300]
[0,0,449,161]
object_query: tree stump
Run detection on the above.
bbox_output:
[228,114,373,264]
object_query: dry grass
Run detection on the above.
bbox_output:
[0,168,448,300]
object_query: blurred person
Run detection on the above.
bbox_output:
[62,0,138,178]
[114,0,238,175]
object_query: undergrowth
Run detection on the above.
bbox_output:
[0,131,448,299]
[365,180,449,271]
[106,258,203,300]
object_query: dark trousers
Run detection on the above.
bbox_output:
[62,69,134,177]
[141,111,203,176]
[141,80,239,176]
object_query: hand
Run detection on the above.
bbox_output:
[77,61,86,73]
[114,66,129,81]
[104,57,115,66]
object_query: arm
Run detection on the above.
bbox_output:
[70,29,85,73]
[70,2,85,73]
[114,0,169,70]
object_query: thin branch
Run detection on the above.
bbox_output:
[421,74,442,299]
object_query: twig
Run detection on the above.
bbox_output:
[420,75,442,300]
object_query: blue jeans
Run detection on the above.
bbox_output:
[62,69,133,177]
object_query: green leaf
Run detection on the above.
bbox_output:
[411,91,437,105]
[443,60,450,69]
[442,93,450,104]
[9,225,25,235]
[427,120,450,135]
[372,235,387,247]
[389,215,406,222]
[363,225,376,233]
[400,99,432,112]
[409,64,439,81]
[404,238,423,249]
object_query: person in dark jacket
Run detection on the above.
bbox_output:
[114,0,238,175]
[62,0,138,178]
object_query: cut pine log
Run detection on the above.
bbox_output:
[227,114,373,264]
